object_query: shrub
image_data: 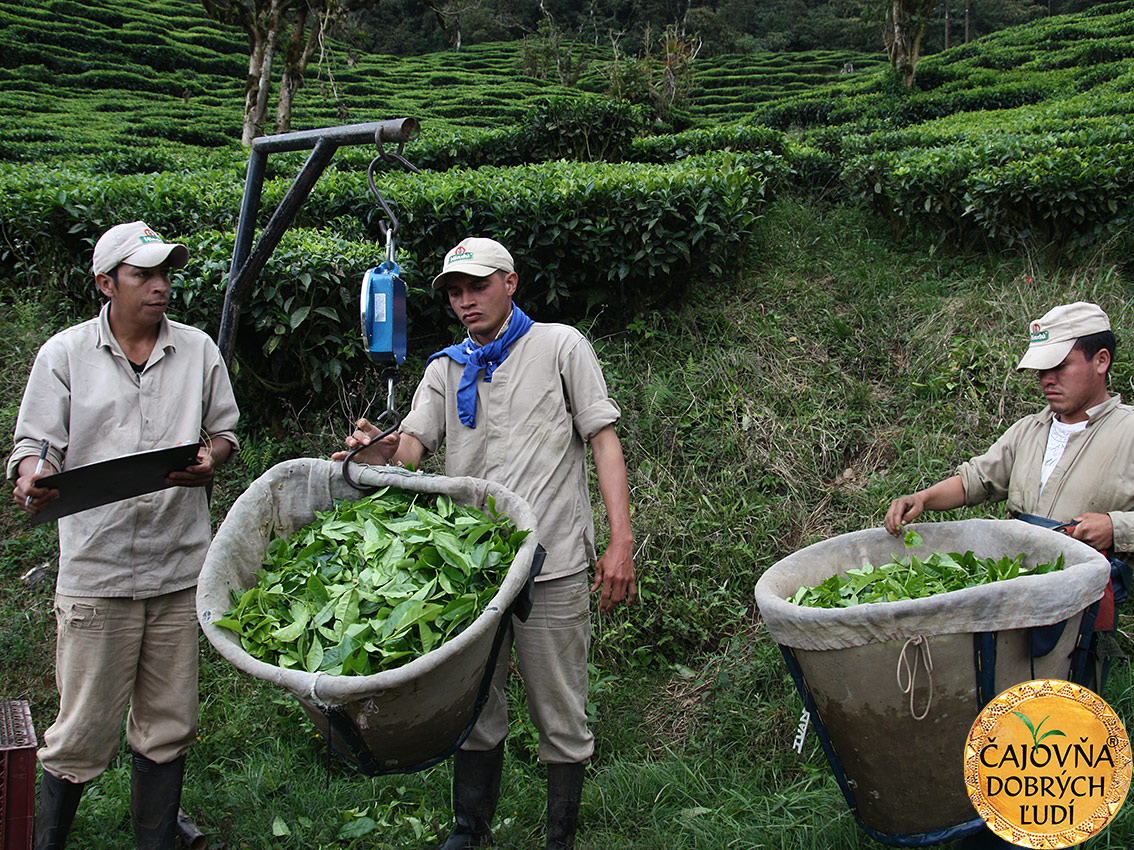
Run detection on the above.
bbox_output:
[629,124,787,162]
[964,142,1134,254]
[0,153,770,414]
[521,95,644,162]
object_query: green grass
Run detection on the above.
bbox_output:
[3,197,1131,849]
[1,0,1134,846]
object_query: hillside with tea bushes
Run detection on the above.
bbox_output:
[1,1,1132,847]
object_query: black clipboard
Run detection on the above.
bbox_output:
[32,443,202,525]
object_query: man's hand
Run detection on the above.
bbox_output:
[1069,512,1115,552]
[330,417,401,464]
[592,537,636,612]
[883,476,966,537]
[885,494,926,537]
[167,442,228,488]
[13,459,59,515]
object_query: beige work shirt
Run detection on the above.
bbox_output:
[957,394,1134,553]
[8,304,240,598]
[400,322,621,581]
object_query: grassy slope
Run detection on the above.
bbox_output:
[0,1,1133,848]
[2,197,1131,850]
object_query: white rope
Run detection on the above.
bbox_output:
[307,671,327,704]
[896,635,934,721]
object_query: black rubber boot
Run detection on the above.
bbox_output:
[34,770,86,850]
[545,762,585,850]
[437,743,505,849]
[130,751,185,850]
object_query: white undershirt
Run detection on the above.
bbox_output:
[1040,416,1088,491]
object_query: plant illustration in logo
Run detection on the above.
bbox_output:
[1012,711,1067,749]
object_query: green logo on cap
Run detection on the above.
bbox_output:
[1031,330,1049,343]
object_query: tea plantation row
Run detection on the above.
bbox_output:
[3,0,1134,415]
[0,153,768,409]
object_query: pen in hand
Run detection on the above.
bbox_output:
[25,440,50,509]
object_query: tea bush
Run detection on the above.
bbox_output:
[0,152,769,414]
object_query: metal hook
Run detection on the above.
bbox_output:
[367,155,400,242]
[367,128,421,255]
[342,367,402,492]
[342,407,402,492]
[376,132,422,174]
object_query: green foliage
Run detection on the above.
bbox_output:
[0,151,768,414]
[840,125,1134,256]
[216,489,529,676]
[789,550,1066,608]
[3,195,1134,849]
[518,17,592,86]
[386,155,768,317]
[601,24,701,131]
[521,95,644,162]
[629,123,787,162]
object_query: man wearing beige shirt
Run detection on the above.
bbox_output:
[885,301,1131,684]
[340,237,634,850]
[9,222,239,850]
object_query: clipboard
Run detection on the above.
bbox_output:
[32,443,202,525]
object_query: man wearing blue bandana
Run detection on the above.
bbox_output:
[340,236,635,850]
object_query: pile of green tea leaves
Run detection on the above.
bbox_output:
[788,531,1065,609]
[214,487,530,676]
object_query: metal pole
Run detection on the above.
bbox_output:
[218,138,338,364]
[229,147,266,280]
[251,118,419,154]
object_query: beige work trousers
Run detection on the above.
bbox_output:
[463,571,593,764]
[38,587,199,783]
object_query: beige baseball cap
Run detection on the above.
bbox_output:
[1016,301,1111,370]
[430,237,514,289]
[92,221,189,276]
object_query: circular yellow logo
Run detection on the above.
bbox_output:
[965,680,1131,848]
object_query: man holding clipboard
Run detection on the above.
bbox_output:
[8,221,239,850]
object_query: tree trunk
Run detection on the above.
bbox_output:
[883,0,937,88]
[243,38,266,147]
[277,1,324,133]
[241,0,286,146]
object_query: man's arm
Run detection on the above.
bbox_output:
[589,424,635,611]
[884,475,967,536]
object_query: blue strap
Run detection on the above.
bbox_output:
[428,304,534,428]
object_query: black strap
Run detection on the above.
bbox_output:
[973,633,998,708]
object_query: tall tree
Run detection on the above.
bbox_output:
[202,0,438,144]
[866,0,938,87]
[277,1,328,133]
[202,0,291,145]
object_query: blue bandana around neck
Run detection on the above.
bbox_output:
[428,303,534,428]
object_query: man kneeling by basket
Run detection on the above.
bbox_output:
[339,237,636,849]
[886,301,1132,691]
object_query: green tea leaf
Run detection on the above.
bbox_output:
[791,550,1063,609]
[217,489,525,676]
